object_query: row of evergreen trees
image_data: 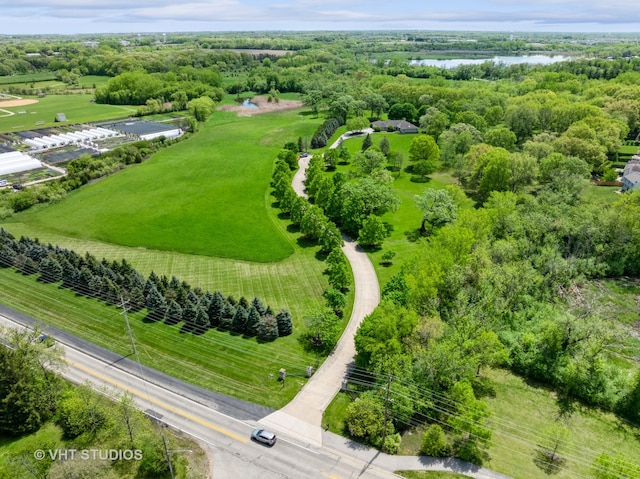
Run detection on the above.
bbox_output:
[310,117,343,149]
[0,229,293,342]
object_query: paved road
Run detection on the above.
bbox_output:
[2,309,512,479]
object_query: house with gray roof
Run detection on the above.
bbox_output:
[371,120,418,134]
[621,157,640,192]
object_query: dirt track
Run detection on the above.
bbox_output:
[0,99,39,108]
[217,95,303,116]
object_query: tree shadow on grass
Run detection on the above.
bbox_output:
[286,223,301,234]
[404,228,424,242]
[296,235,318,249]
[142,312,163,323]
[471,375,496,399]
[409,175,431,183]
[357,244,382,254]
[315,249,329,261]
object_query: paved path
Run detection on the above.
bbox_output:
[261,150,381,447]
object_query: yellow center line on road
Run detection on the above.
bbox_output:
[63,356,248,443]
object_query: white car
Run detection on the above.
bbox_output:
[251,428,276,446]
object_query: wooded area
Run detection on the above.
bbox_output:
[1,30,640,477]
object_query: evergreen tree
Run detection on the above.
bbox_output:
[143,272,159,296]
[231,306,248,333]
[193,306,209,334]
[182,301,197,328]
[238,296,249,309]
[128,286,145,312]
[165,300,183,325]
[39,257,63,283]
[245,306,262,336]
[145,283,166,321]
[276,309,294,336]
[258,314,279,342]
[219,303,235,330]
[187,290,199,305]
[379,136,391,156]
[361,133,373,151]
[251,297,266,315]
[0,245,16,268]
[207,291,226,327]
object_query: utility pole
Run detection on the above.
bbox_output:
[120,295,137,357]
[381,374,393,452]
[162,435,175,479]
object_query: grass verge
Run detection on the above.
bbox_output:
[326,368,640,479]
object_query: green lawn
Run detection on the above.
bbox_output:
[0,102,338,408]
[77,75,111,88]
[7,107,319,262]
[0,264,322,409]
[326,368,640,479]
[482,368,640,479]
[0,94,137,132]
[328,132,469,286]
[582,185,621,205]
[397,472,472,479]
[0,72,56,85]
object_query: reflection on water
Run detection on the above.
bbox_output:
[242,99,258,108]
[409,55,574,69]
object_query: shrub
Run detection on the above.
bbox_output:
[421,424,449,456]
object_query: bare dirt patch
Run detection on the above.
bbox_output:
[0,99,39,108]
[217,95,303,117]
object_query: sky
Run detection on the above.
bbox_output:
[1,0,639,35]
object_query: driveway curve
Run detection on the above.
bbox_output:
[261,151,380,447]
[261,139,512,479]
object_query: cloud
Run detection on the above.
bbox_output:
[0,0,639,33]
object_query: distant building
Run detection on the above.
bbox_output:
[371,120,419,134]
[104,120,183,141]
[0,148,42,175]
[621,156,640,192]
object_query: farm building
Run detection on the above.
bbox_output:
[105,120,183,141]
[371,120,419,134]
[0,149,42,176]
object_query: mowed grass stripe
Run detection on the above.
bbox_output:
[10,107,319,262]
[4,222,327,321]
[0,267,314,407]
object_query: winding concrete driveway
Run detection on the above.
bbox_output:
[261,151,381,448]
[260,140,512,479]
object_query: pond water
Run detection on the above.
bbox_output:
[409,55,574,69]
[242,99,258,108]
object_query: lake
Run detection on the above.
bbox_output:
[409,55,573,69]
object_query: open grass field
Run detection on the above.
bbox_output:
[6,105,320,262]
[325,370,640,478]
[0,261,322,408]
[0,99,337,407]
[328,132,468,286]
[0,72,56,85]
[482,368,640,479]
[0,93,137,132]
